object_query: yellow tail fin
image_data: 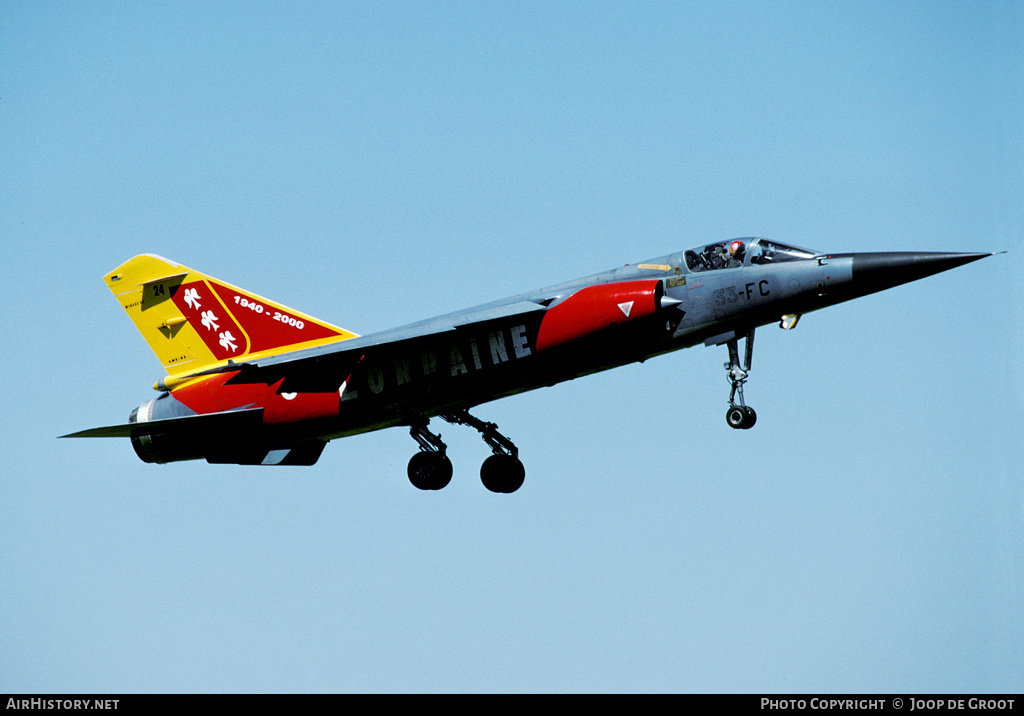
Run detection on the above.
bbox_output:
[106,254,358,377]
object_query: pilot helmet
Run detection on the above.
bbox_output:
[729,240,746,260]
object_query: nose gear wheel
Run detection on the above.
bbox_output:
[726,404,757,430]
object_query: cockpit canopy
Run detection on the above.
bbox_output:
[684,237,819,273]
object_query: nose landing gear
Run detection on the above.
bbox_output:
[707,328,757,430]
[724,328,756,429]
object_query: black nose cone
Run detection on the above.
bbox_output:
[851,252,992,296]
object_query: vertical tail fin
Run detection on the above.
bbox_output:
[106,254,358,375]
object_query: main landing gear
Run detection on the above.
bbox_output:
[407,410,525,493]
[707,328,757,430]
[407,417,453,491]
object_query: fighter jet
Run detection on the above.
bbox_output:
[63,239,994,493]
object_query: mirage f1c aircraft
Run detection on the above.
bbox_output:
[64,239,994,493]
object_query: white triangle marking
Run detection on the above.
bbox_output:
[618,301,634,318]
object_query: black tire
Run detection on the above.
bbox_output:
[480,454,526,494]
[742,406,757,429]
[408,451,453,490]
[726,405,748,429]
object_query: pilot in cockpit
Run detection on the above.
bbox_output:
[725,240,745,268]
[685,239,752,272]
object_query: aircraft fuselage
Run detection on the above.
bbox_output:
[63,239,993,489]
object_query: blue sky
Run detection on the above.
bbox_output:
[2,1,1022,693]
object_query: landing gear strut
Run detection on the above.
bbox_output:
[405,411,525,493]
[407,418,453,490]
[707,328,757,430]
[442,411,525,493]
